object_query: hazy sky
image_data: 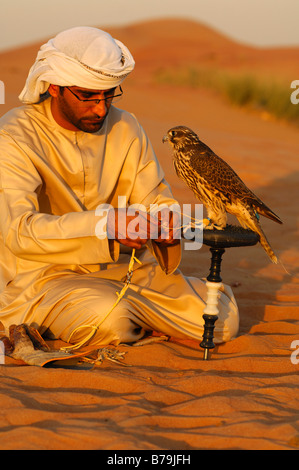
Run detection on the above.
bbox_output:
[1,0,299,52]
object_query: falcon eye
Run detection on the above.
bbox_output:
[170,130,177,137]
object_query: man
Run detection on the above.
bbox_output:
[0,27,239,348]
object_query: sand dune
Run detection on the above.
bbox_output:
[0,19,298,450]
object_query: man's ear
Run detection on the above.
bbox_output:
[48,85,60,97]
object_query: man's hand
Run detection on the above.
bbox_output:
[153,208,181,246]
[107,208,159,249]
[107,208,181,249]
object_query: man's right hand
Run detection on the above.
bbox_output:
[107,208,161,249]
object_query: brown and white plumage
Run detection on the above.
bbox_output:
[163,125,282,263]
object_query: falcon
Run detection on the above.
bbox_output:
[163,125,282,263]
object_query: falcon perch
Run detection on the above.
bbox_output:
[163,125,282,263]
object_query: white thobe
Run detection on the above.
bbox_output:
[0,99,239,346]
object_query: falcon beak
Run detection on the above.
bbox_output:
[162,134,169,143]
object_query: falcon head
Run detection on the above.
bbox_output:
[163,125,202,150]
[162,126,214,155]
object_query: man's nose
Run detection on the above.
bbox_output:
[91,99,108,114]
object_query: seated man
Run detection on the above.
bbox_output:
[0,26,239,348]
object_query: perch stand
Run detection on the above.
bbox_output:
[185,225,259,360]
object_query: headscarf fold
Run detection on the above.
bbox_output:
[19,26,135,104]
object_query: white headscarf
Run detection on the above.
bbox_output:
[19,26,135,104]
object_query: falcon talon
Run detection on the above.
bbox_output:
[182,220,204,234]
[202,217,223,231]
[204,220,223,231]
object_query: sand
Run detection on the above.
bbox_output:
[0,19,298,451]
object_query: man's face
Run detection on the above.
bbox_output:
[49,85,117,133]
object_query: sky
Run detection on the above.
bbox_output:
[1,0,299,52]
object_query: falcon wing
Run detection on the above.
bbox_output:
[190,149,282,224]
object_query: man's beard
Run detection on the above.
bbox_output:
[57,95,107,133]
[76,116,106,133]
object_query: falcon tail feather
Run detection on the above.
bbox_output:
[246,215,279,264]
[237,209,279,263]
[258,229,278,264]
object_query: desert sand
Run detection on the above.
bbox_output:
[0,19,298,451]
